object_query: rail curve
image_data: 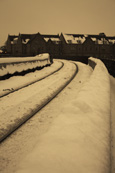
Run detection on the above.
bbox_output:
[0,61,64,98]
[0,60,78,142]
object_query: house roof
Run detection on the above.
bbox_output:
[7,32,115,45]
[20,34,36,44]
[8,35,18,44]
[8,35,18,41]
[63,34,86,44]
[42,34,61,44]
[44,38,61,44]
[63,34,77,44]
[8,34,36,44]
[20,34,36,39]
[42,34,60,38]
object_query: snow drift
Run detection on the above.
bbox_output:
[0,53,51,77]
[16,57,111,173]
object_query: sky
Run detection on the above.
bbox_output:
[0,0,115,46]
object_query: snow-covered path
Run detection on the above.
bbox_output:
[0,60,62,97]
[0,58,114,173]
[0,60,77,141]
[14,58,110,173]
[0,61,92,173]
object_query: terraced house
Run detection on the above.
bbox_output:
[6,32,115,61]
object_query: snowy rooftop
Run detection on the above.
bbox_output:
[63,34,77,44]
[22,39,30,44]
[44,37,61,44]
[74,36,86,44]
[63,34,87,44]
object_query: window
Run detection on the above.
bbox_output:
[68,40,72,44]
[77,40,82,44]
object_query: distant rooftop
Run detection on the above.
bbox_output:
[8,32,115,45]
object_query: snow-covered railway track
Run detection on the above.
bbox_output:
[0,61,64,98]
[0,60,78,142]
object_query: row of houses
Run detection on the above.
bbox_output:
[6,32,115,60]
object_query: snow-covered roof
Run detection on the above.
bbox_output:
[90,37,110,44]
[50,38,61,44]
[44,38,49,42]
[91,38,97,42]
[22,39,30,44]
[44,37,61,44]
[96,38,110,45]
[50,38,60,42]
[63,34,87,44]
[74,36,86,44]
[10,37,18,44]
[9,35,18,41]
[108,39,115,44]
[63,34,76,44]
[7,33,115,46]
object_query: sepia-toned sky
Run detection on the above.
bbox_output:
[0,0,115,46]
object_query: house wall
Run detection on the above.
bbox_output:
[46,41,62,58]
[5,33,115,60]
[30,34,46,56]
[6,37,12,54]
[26,44,31,56]
[113,44,115,59]
[16,36,23,56]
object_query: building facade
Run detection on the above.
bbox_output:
[6,32,115,60]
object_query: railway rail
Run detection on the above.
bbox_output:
[0,61,64,98]
[0,60,78,143]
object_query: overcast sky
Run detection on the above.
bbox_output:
[0,0,115,46]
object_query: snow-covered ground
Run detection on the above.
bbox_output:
[13,58,110,173]
[0,57,115,173]
[0,60,62,97]
[0,60,76,141]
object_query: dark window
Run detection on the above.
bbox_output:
[68,40,72,44]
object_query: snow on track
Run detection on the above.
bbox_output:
[0,60,63,97]
[15,58,110,173]
[0,60,77,142]
[0,61,93,173]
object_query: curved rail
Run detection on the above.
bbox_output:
[0,61,78,143]
[0,61,64,98]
